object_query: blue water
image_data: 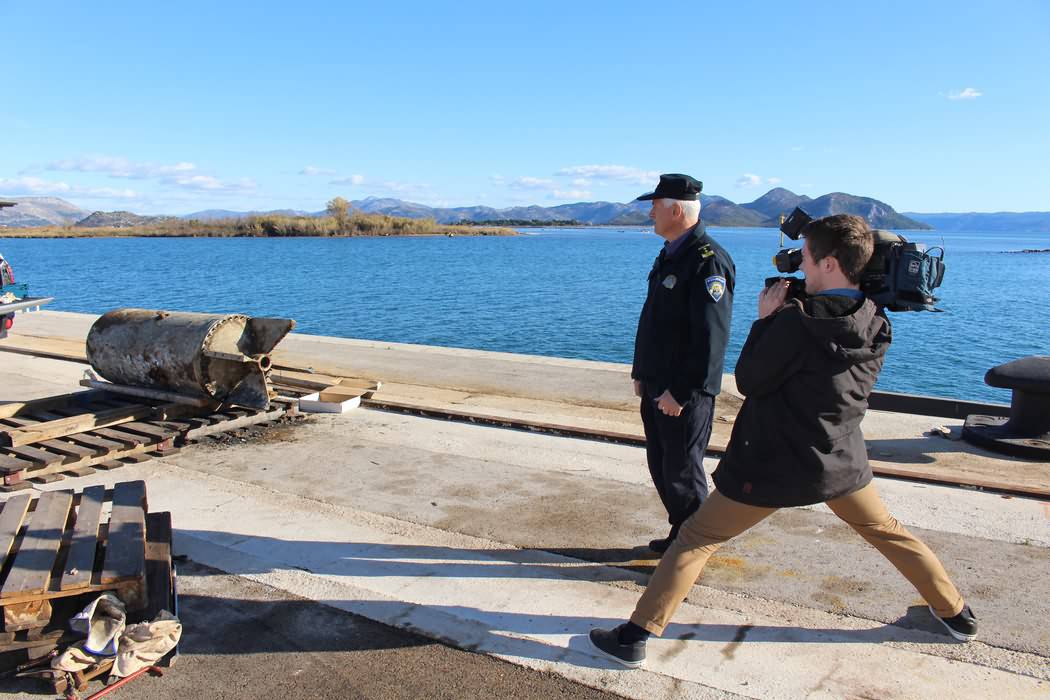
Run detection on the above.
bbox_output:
[2,228,1047,403]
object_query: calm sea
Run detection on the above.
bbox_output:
[2,227,1047,403]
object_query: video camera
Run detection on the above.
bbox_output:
[765,207,946,312]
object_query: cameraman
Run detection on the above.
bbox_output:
[588,214,977,668]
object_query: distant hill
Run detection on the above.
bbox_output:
[182,208,312,221]
[742,187,813,219]
[701,195,768,227]
[75,211,178,228]
[904,211,1050,233]
[347,191,924,229]
[0,196,88,227]
[788,192,930,230]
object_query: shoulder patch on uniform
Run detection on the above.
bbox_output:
[705,275,726,302]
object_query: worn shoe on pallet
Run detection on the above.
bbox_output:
[588,627,646,668]
[929,604,978,641]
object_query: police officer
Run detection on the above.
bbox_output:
[631,173,735,553]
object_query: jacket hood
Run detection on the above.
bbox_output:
[792,295,891,364]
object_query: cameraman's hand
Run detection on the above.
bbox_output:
[655,390,683,417]
[759,280,789,319]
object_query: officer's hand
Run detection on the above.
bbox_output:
[759,280,789,319]
[633,380,642,397]
[655,390,683,417]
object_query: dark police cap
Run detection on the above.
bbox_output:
[635,173,703,201]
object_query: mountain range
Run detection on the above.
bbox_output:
[3,191,1049,232]
[246,188,932,230]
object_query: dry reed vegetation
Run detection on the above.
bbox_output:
[0,212,516,238]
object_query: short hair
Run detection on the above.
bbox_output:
[660,198,701,221]
[802,214,874,284]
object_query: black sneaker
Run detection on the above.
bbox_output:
[929,605,978,642]
[648,526,680,554]
[588,627,646,668]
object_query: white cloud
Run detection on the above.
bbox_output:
[35,154,255,194]
[735,174,782,187]
[509,176,555,190]
[166,174,256,193]
[45,155,196,179]
[570,177,591,186]
[790,145,804,152]
[550,189,592,200]
[368,180,432,195]
[329,174,366,185]
[300,166,337,177]
[0,176,138,199]
[489,175,506,185]
[947,87,982,100]
[555,164,658,185]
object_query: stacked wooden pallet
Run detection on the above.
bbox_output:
[0,481,175,676]
[0,390,298,490]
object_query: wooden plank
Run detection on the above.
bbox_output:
[116,422,176,441]
[28,474,66,484]
[0,490,74,599]
[0,453,34,474]
[91,427,150,447]
[61,486,105,591]
[100,481,147,585]
[0,405,163,447]
[62,432,124,453]
[62,466,97,478]
[0,389,105,421]
[2,445,65,467]
[144,511,173,616]
[22,440,95,460]
[95,461,126,471]
[184,404,287,441]
[0,494,32,564]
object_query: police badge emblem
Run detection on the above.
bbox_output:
[705,275,726,302]
[662,274,677,289]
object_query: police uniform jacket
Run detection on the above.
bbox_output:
[713,295,892,508]
[631,223,735,402]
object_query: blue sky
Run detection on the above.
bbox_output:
[1,1,1048,215]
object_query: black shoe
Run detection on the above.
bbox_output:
[588,627,646,668]
[929,605,978,642]
[648,526,679,554]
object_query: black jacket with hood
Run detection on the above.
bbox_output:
[713,294,892,507]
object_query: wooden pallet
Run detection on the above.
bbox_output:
[0,392,298,489]
[0,497,175,679]
[0,482,151,633]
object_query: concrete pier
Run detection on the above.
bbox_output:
[0,311,1047,699]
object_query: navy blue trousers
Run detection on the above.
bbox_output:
[640,388,714,535]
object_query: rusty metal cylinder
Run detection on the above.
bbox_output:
[86,309,295,409]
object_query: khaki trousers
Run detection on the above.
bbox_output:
[630,484,965,635]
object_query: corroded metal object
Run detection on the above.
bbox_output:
[962,356,1050,461]
[86,309,295,409]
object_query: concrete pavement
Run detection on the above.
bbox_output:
[0,311,1048,698]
